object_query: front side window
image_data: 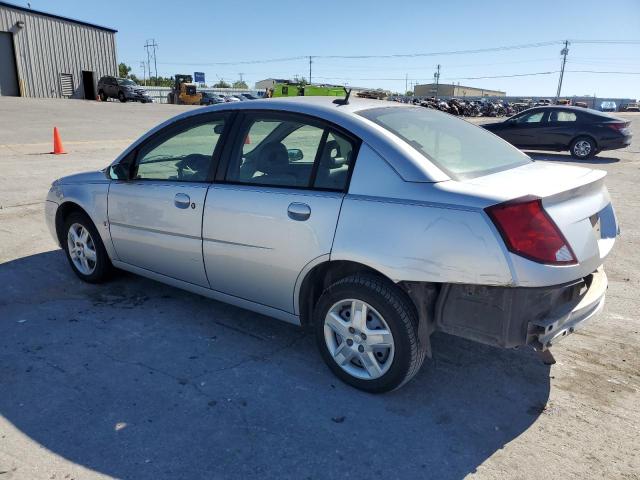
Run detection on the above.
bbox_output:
[117,78,136,86]
[515,111,545,124]
[225,114,356,190]
[359,106,530,179]
[133,117,226,181]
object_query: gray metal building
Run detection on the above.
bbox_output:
[0,1,117,99]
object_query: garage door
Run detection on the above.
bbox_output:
[0,32,19,96]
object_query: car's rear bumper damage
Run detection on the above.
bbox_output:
[431,267,607,350]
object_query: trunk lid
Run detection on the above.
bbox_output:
[468,161,617,281]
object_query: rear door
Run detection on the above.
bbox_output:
[545,109,580,148]
[203,112,358,313]
[108,113,228,286]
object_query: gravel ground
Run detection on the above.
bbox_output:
[0,97,638,480]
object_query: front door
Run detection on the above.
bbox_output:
[203,112,358,313]
[501,110,549,149]
[108,113,228,286]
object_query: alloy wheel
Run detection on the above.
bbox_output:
[574,140,592,158]
[67,223,97,275]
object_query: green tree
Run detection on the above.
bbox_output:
[405,90,414,96]
[118,62,132,78]
[214,80,231,88]
[232,80,248,89]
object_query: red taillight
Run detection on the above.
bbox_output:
[486,197,577,265]
[607,122,628,132]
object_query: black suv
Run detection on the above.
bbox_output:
[97,76,152,103]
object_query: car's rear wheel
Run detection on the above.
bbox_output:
[63,212,112,283]
[99,90,108,102]
[570,136,596,159]
[314,274,426,393]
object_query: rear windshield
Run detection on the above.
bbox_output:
[359,106,531,179]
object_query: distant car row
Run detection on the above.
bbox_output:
[97,75,260,105]
[199,92,259,105]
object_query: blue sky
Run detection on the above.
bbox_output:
[19,0,640,97]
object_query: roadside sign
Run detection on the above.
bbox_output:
[194,72,205,83]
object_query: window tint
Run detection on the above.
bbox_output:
[313,131,354,190]
[227,117,325,188]
[550,111,577,122]
[515,111,545,123]
[134,118,225,181]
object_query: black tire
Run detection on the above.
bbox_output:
[99,90,108,102]
[62,211,112,283]
[314,274,427,393]
[118,91,127,103]
[570,136,596,159]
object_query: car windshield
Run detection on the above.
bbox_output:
[359,106,531,179]
[117,78,137,86]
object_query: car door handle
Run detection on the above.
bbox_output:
[174,193,191,209]
[287,202,311,221]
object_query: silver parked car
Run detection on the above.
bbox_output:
[45,97,618,392]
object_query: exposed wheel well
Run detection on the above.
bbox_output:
[298,260,430,328]
[54,202,90,246]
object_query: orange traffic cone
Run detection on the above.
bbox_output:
[51,127,66,154]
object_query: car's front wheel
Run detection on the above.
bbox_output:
[570,136,596,159]
[314,274,427,393]
[63,212,112,283]
[118,91,127,103]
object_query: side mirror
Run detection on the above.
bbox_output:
[214,124,225,135]
[288,148,303,161]
[109,163,130,180]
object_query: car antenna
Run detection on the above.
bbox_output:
[333,87,352,106]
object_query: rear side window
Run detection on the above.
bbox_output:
[359,107,530,179]
[225,114,356,190]
[550,111,577,122]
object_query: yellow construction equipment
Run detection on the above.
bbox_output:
[167,74,202,105]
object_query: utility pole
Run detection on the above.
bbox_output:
[434,64,440,99]
[144,39,159,85]
[405,73,408,95]
[309,56,313,84]
[140,61,147,86]
[556,40,569,101]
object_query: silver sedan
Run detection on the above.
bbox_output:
[45,97,618,392]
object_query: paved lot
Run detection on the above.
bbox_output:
[0,97,638,480]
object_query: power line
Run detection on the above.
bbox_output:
[131,39,640,68]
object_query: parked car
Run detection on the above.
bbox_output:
[600,101,617,112]
[574,102,589,108]
[45,98,618,392]
[199,92,225,106]
[224,95,241,102]
[623,103,639,112]
[238,93,259,100]
[97,76,151,103]
[483,106,631,159]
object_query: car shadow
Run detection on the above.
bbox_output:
[0,250,551,479]
[525,151,620,164]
